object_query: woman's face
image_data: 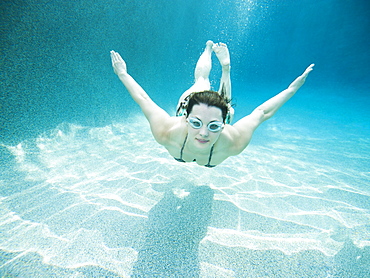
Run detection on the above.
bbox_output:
[187,103,224,149]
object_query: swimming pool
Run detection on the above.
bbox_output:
[1,0,369,277]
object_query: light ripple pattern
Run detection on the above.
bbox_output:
[0,116,369,276]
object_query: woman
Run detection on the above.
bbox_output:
[110,41,314,167]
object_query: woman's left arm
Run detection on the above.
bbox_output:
[253,63,314,121]
[228,64,314,154]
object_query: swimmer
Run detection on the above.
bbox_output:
[110,41,314,167]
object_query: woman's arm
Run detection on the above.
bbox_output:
[228,64,315,154]
[110,50,173,143]
[253,63,315,121]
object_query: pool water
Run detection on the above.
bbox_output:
[1,0,369,277]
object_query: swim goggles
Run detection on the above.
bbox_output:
[187,117,224,132]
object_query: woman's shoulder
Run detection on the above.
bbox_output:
[217,124,251,156]
[154,116,187,146]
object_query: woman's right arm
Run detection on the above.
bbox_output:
[110,50,173,144]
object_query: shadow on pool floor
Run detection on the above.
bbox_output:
[1,239,369,277]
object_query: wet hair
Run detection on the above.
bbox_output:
[186,90,230,123]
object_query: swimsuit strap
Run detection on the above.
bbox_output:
[205,145,215,167]
[178,134,188,161]
[175,134,216,167]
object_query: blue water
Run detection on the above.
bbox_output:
[1,0,369,277]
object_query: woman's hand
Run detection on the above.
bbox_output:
[110,50,127,75]
[301,63,315,81]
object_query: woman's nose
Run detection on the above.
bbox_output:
[199,126,209,137]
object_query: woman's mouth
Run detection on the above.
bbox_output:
[196,138,209,144]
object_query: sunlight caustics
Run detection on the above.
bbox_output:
[1,116,369,276]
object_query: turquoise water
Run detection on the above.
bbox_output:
[1,0,369,277]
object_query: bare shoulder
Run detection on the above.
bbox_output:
[216,122,255,156]
[152,116,186,146]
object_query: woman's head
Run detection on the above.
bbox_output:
[186,91,230,123]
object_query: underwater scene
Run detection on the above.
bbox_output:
[1,0,369,277]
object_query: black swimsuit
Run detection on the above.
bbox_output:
[174,134,216,168]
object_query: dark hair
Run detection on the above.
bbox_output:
[186,90,230,123]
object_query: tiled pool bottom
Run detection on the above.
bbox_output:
[1,119,369,277]
[1,243,369,277]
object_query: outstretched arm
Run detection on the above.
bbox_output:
[253,63,315,121]
[228,64,314,154]
[110,50,173,143]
